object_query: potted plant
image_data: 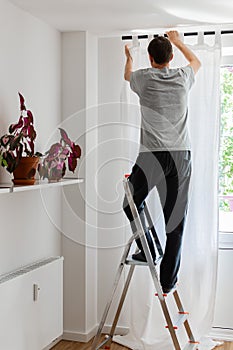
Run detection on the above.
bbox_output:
[38,128,81,182]
[0,146,7,168]
[0,93,41,185]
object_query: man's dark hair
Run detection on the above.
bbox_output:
[147,36,173,64]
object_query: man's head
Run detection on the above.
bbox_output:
[148,36,173,67]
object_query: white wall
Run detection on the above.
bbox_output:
[61,31,86,338]
[85,32,98,334]
[0,0,125,343]
[0,0,61,274]
[61,31,98,341]
[0,2,98,342]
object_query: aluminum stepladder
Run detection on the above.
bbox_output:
[91,177,199,350]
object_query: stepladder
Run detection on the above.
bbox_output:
[91,176,199,350]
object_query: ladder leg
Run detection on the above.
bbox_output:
[109,264,135,337]
[102,264,136,349]
[91,235,135,350]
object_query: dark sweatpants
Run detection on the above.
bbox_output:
[123,151,192,291]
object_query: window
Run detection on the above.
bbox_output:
[219,66,233,236]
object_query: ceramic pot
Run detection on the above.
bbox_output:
[13,156,39,185]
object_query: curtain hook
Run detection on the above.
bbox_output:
[180,32,184,42]
[132,35,140,48]
[215,30,221,46]
[198,32,204,45]
[148,34,153,43]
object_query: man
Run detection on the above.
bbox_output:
[123,31,201,293]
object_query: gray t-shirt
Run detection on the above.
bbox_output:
[130,66,194,152]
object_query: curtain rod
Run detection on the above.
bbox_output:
[122,29,233,40]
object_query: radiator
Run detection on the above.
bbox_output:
[0,256,63,350]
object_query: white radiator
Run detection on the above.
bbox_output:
[0,256,63,350]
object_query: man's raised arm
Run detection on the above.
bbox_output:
[166,31,201,74]
[124,45,133,81]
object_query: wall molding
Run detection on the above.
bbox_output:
[102,325,129,336]
[43,336,62,350]
[63,326,97,343]
[210,327,233,342]
[63,325,129,343]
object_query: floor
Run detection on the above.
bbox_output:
[52,339,233,349]
[51,338,129,349]
[215,343,233,350]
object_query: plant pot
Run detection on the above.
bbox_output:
[13,156,40,185]
[48,178,62,183]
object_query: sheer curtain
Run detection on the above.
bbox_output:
[115,32,222,349]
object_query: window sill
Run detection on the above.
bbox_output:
[219,231,233,249]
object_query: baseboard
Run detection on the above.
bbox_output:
[102,325,129,336]
[63,325,129,343]
[210,327,233,341]
[63,326,97,343]
[42,335,63,350]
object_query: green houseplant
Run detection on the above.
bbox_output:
[0,93,41,185]
[38,128,81,181]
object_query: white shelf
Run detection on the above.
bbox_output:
[0,186,11,194]
[0,178,84,193]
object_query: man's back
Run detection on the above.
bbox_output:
[130,66,195,152]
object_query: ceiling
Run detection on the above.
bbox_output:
[8,0,233,36]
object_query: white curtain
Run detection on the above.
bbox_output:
[115,32,222,349]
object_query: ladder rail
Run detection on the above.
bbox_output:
[123,179,166,300]
[173,291,196,343]
[144,204,164,257]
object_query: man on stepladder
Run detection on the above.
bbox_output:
[123,31,201,294]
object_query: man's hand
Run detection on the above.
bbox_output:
[166,30,201,74]
[125,45,132,59]
[166,31,181,45]
[124,45,133,81]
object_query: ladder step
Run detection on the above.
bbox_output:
[125,256,148,266]
[183,341,200,349]
[125,255,162,266]
[165,313,188,330]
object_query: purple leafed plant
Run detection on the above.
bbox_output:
[0,93,41,173]
[38,128,81,181]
